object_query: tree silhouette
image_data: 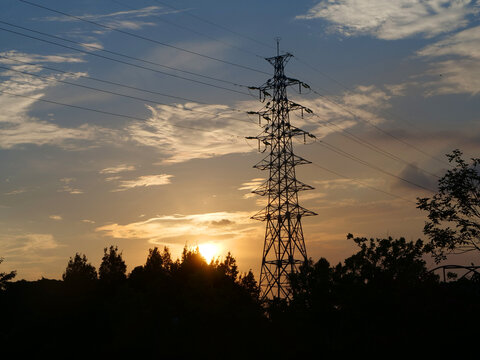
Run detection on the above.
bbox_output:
[144,246,172,274]
[417,149,480,262]
[0,257,16,290]
[3,238,480,356]
[218,251,238,280]
[338,233,436,284]
[238,269,259,298]
[62,253,97,284]
[99,245,126,284]
[179,246,206,274]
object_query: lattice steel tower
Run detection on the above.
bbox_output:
[247,45,317,300]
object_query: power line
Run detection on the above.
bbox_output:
[0,64,255,125]
[296,111,441,179]
[17,0,270,75]
[0,54,236,110]
[0,20,253,92]
[289,57,452,168]
[293,56,422,130]
[0,90,247,139]
[310,161,417,205]
[293,57,355,96]
[150,0,275,51]
[312,140,435,193]
[0,54,251,115]
[0,24,252,97]
[307,85,452,168]
[108,0,267,60]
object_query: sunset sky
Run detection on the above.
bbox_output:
[1,0,479,280]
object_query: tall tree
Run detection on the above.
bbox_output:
[219,252,238,280]
[99,245,126,284]
[144,246,173,274]
[238,270,259,299]
[0,257,16,290]
[144,247,163,274]
[62,253,97,283]
[417,149,480,262]
[339,234,435,284]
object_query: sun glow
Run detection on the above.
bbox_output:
[198,243,220,263]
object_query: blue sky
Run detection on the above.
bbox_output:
[0,0,479,279]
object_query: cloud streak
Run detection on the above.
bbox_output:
[0,233,60,255]
[114,174,173,191]
[40,6,174,31]
[96,211,257,244]
[128,103,255,163]
[58,178,83,195]
[238,178,265,199]
[100,164,136,174]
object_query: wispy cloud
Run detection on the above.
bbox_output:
[0,232,63,280]
[41,6,177,31]
[113,174,173,191]
[58,177,83,195]
[96,211,257,244]
[238,178,264,199]
[0,50,85,65]
[49,215,62,221]
[146,38,230,72]
[99,164,136,174]
[128,103,254,163]
[80,42,104,51]
[296,0,478,40]
[128,85,402,165]
[417,25,480,95]
[0,51,100,149]
[0,233,60,255]
[4,188,28,195]
[297,84,401,136]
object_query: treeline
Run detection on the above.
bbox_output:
[1,246,263,356]
[1,235,480,356]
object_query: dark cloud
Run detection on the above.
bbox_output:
[392,163,438,192]
[210,219,235,227]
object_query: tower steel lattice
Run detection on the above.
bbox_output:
[247,47,317,300]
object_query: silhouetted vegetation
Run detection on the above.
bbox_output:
[266,234,480,355]
[417,149,480,262]
[1,237,479,356]
[63,253,97,284]
[0,257,16,290]
[0,246,264,356]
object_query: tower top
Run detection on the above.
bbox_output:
[275,37,281,56]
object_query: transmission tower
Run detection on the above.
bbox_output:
[247,44,317,300]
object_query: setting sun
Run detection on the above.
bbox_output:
[198,243,220,263]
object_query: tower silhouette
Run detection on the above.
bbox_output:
[247,44,317,300]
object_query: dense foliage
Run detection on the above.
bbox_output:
[417,149,480,262]
[0,257,16,291]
